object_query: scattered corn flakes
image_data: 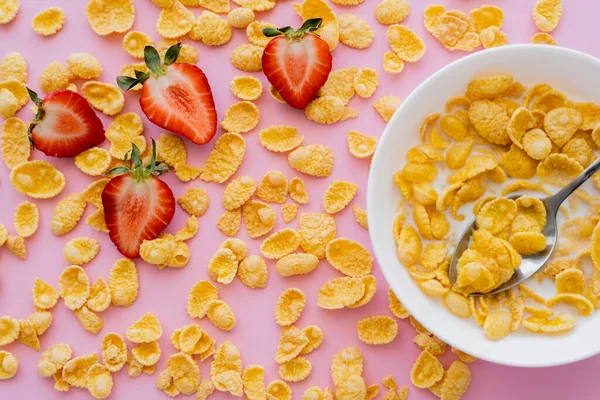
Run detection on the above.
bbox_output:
[533,0,562,32]
[242,365,266,400]
[242,200,276,238]
[0,88,17,118]
[82,81,124,116]
[375,0,410,25]
[257,171,288,204]
[11,160,65,199]
[1,118,30,169]
[479,26,508,48]
[109,258,138,307]
[326,237,372,277]
[86,0,134,35]
[228,7,255,28]
[238,255,268,289]
[531,32,557,45]
[357,315,398,345]
[260,228,301,260]
[339,14,374,49]
[122,31,153,59]
[187,280,219,319]
[12,200,38,238]
[318,277,365,309]
[440,361,471,400]
[190,11,232,46]
[373,95,401,122]
[299,213,336,259]
[126,313,162,344]
[230,75,263,101]
[31,7,65,36]
[217,208,242,236]
[281,203,299,224]
[230,44,263,72]
[383,51,404,74]
[410,350,443,388]
[38,343,72,377]
[387,25,426,63]
[305,96,345,124]
[0,78,27,108]
[0,316,19,346]
[63,237,100,265]
[62,353,98,388]
[58,265,90,311]
[288,144,334,177]
[279,357,312,382]
[207,300,236,330]
[259,125,303,153]
[201,133,246,183]
[330,347,363,387]
[87,278,111,313]
[275,253,319,277]
[156,0,194,38]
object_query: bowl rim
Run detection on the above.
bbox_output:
[367,44,600,368]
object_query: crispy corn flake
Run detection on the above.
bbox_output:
[246,20,275,47]
[109,258,139,307]
[323,180,358,213]
[132,341,161,366]
[476,197,517,234]
[201,132,246,183]
[326,238,372,277]
[440,361,471,400]
[0,224,6,247]
[260,228,301,260]
[373,95,401,122]
[31,6,65,35]
[6,235,26,259]
[238,255,268,289]
[339,14,374,49]
[275,288,306,327]
[82,81,124,116]
[336,375,366,400]
[259,125,303,153]
[156,0,194,38]
[267,380,293,400]
[86,278,111,313]
[228,7,255,28]
[357,315,398,345]
[396,224,422,266]
[74,147,111,176]
[387,25,426,63]
[281,203,299,223]
[470,5,504,32]
[544,107,582,146]
[531,32,557,45]
[221,101,260,132]
[38,343,72,378]
[317,277,365,309]
[299,0,339,50]
[0,78,28,108]
[275,325,309,364]
[230,44,263,72]
[300,325,323,355]
[508,107,537,148]
[167,352,201,395]
[208,248,238,284]
[388,288,409,318]
[85,207,107,233]
[352,206,368,229]
[32,278,58,311]
[176,188,209,217]
[522,312,576,333]
[468,100,510,145]
[242,365,266,400]
[207,300,236,330]
[500,144,538,179]
[1,117,30,169]
[86,0,134,35]
[575,102,600,130]
[479,26,508,48]
[0,88,17,118]
[187,280,218,319]
[233,0,275,11]
[555,269,585,295]
[375,0,410,25]
[410,350,443,388]
[383,51,404,74]
[11,160,65,199]
[242,200,276,238]
[289,177,309,204]
[0,316,19,346]
[230,75,263,101]
[101,334,127,372]
[537,153,583,186]
[190,11,232,46]
[305,96,345,124]
[50,193,84,238]
[86,364,113,399]
[17,318,39,350]
[126,313,162,344]
[288,144,334,177]
[65,53,102,81]
[257,171,288,204]
[269,85,286,103]
[217,208,242,236]
[275,253,319,277]
[533,0,562,32]
[63,237,100,265]
[173,163,201,182]
[483,310,512,340]
[546,293,594,316]
[58,265,90,310]
[74,306,103,335]
[318,67,357,105]
[349,277,378,306]
[353,68,379,98]
[330,347,363,387]
[222,176,256,210]
[62,353,98,388]
[299,213,336,259]
[278,357,312,382]
[122,31,153,59]
[13,200,38,238]
[0,52,26,83]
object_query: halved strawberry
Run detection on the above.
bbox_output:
[102,140,175,259]
[117,43,217,145]
[261,18,333,109]
[27,89,105,158]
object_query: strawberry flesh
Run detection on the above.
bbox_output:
[262,32,332,109]
[30,90,105,158]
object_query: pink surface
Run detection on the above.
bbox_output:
[1,0,600,399]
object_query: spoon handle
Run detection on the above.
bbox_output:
[545,156,600,213]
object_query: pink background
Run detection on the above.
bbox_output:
[1,0,599,399]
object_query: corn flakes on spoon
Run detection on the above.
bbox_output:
[449,156,600,296]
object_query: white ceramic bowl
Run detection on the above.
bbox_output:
[367,44,600,367]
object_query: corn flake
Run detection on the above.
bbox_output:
[12,200,38,238]
[259,125,303,153]
[0,78,27,109]
[410,350,443,388]
[207,300,236,331]
[278,357,311,382]
[260,228,300,260]
[62,353,98,388]
[0,0,18,24]
[190,11,232,46]
[305,96,345,124]
[1,117,30,169]
[122,31,153,59]
[388,25,425,63]
[0,88,17,118]
[11,160,65,199]
[217,208,241,236]
[289,144,334,177]
[38,343,72,378]
[468,100,510,145]
[275,288,306,327]
[242,365,266,400]
[74,306,103,335]
[373,95,401,122]
[479,27,508,48]
[228,8,255,28]
[0,316,19,346]
[109,258,139,307]
[230,75,263,101]
[85,0,134,35]
[339,14,374,49]
[230,44,263,72]
[375,0,410,25]
[201,133,246,183]
[73,147,111,176]
[396,224,422,266]
[82,81,124,116]
[383,51,404,74]
[177,188,209,217]
[440,361,471,400]
[326,237,372,277]
[63,237,100,265]
[318,277,365,309]
[66,52,103,80]
[531,32,557,45]
[533,0,562,32]
[126,313,162,344]
[257,171,288,204]
[58,265,90,310]
[356,315,398,345]
[318,67,357,105]
[0,52,26,83]
[155,0,194,38]
[238,255,268,289]
[537,153,583,186]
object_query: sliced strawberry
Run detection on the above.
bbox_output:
[102,141,175,259]
[261,18,332,109]
[27,89,105,158]
[117,43,217,145]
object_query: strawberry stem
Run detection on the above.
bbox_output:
[107,139,169,182]
[262,18,323,39]
[116,43,182,92]
[26,87,45,136]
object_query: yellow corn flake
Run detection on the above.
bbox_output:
[318,67,357,105]
[352,206,369,230]
[537,153,583,186]
[318,277,365,309]
[6,235,25,259]
[396,224,422,267]
[245,20,275,47]
[140,237,174,265]
[305,96,345,124]
[86,278,111,313]
[267,379,293,400]
[176,188,209,218]
[430,13,470,48]
[85,364,113,399]
[74,306,103,335]
[388,288,409,319]
[1,118,30,169]
[468,100,511,145]
[533,0,562,32]
[440,361,471,400]
[470,5,504,32]
[241,200,275,238]
[230,43,263,72]
[278,357,312,383]
[259,125,303,153]
[260,228,301,260]
[375,0,410,25]
[322,180,357,213]
[479,26,508,48]
[85,0,134,35]
[298,0,339,50]
[206,299,236,331]
[575,102,600,130]
[31,6,65,35]
[106,113,145,158]
[62,353,98,388]
[521,128,551,160]
[356,315,398,345]
[546,293,594,316]
[476,197,517,234]
[155,0,194,38]
[298,213,335,259]
[373,95,402,123]
[121,31,153,59]
[0,224,6,247]
[82,81,124,116]
[339,14,374,49]
[16,318,39,350]
[126,313,162,344]
[73,147,111,176]
[30,311,54,336]
[220,237,248,262]
[410,350,443,388]
[166,352,201,395]
[227,7,255,28]
[275,325,309,364]
[229,75,263,102]
[522,312,576,333]
[210,341,242,392]
[335,375,367,400]
[439,114,469,142]
[330,346,363,388]
[387,25,426,63]
[483,310,512,340]
[65,53,102,82]
[353,68,379,99]
[0,88,17,118]
[0,316,19,346]
[190,11,232,46]
[531,32,557,45]
[242,365,266,400]
[289,144,334,178]
[174,163,201,182]
[509,231,547,255]
[11,160,65,199]
[208,248,238,284]
[63,237,100,265]
[109,258,139,307]
[238,255,268,289]
[257,171,288,204]
[187,280,219,319]
[32,278,58,311]
[382,51,404,74]
[0,79,27,109]
[445,140,473,169]
[499,144,538,179]
[0,52,26,83]
[132,341,161,366]
[275,253,318,277]
[38,343,72,378]
[50,193,87,236]
[217,208,242,237]
[288,177,309,205]
[413,332,447,356]
[58,265,90,311]
[220,101,260,132]
[275,288,306,327]
[233,0,275,11]
[562,138,593,167]
[555,268,585,295]
[544,107,582,146]
[281,203,299,224]
[12,200,38,238]
[201,132,246,183]
[326,237,372,277]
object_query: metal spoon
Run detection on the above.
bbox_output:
[449,156,600,296]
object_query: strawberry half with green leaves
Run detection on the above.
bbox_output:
[261,18,332,109]
[116,43,217,145]
[27,89,105,158]
[102,140,175,259]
